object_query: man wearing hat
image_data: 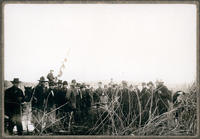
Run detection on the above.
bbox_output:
[46,81,56,112]
[118,80,132,126]
[32,76,48,133]
[145,81,156,121]
[54,80,67,118]
[140,82,151,126]
[154,79,172,115]
[4,78,25,135]
[93,82,102,105]
[80,84,92,122]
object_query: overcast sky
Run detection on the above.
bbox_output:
[4,4,197,84]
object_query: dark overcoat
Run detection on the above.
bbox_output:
[5,86,25,117]
[32,84,47,110]
[154,85,172,115]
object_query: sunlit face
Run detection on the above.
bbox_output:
[81,88,86,92]
[98,83,102,88]
[63,84,68,88]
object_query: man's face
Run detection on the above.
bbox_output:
[58,84,62,88]
[81,88,86,92]
[13,83,19,88]
[142,84,146,89]
[41,82,46,86]
[122,83,127,88]
[49,85,54,89]
[156,82,163,87]
[98,83,102,88]
[63,85,68,88]
[147,84,152,89]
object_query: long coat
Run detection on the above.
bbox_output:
[5,86,25,117]
[66,87,77,110]
[93,87,102,104]
[118,88,131,118]
[45,88,55,111]
[154,85,172,115]
[32,84,47,110]
[54,87,67,107]
[140,87,151,125]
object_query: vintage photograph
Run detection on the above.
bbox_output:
[3,3,198,136]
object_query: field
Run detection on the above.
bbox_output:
[3,81,198,136]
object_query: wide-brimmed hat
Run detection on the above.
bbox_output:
[11,78,21,84]
[38,76,48,82]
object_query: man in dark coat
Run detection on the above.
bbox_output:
[54,80,64,117]
[4,78,25,135]
[140,82,151,126]
[146,81,156,120]
[46,81,56,112]
[119,81,131,126]
[154,80,172,115]
[32,76,48,111]
[129,85,139,127]
[32,76,48,133]
[93,82,103,106]
[58,81,68,112]
[66,80,77,111]
[80,85,92,122]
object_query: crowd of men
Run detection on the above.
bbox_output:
[4,70,174,135]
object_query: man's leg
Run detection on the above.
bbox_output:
[7,117,15,135]
[15,114,23,135]
[16,120,23,135]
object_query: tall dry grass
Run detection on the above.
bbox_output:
[7,82,198,136]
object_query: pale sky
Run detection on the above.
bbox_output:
[4,4,197,84]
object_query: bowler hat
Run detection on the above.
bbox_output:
[57,80,62,84]
[122,80,127,85]
[147,81,154,86]
[11,78,21,84]
[98,81,102,84]
[63,81,68,85]
[71,79,76,84]
[38,76,48,82]
[142,82,146,86]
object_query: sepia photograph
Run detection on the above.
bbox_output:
[1,1,199,137]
